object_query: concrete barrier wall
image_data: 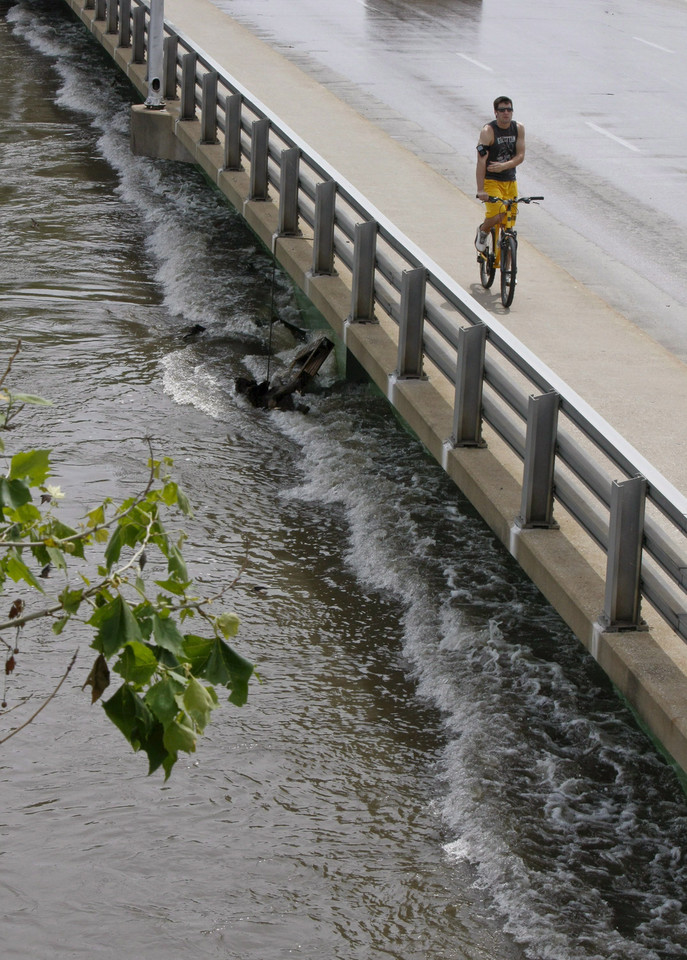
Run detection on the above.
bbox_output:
[60,0,687,779]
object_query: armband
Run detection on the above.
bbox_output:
[476,144,488,157]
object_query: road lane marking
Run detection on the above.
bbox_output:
[633,36,675,53]
[457,54,493,72]
[585,121,640,152]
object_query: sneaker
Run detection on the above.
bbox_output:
[475,228,489,253]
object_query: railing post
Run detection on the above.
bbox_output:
[349,221,377,323]
[94,0,106,20]
[278,147,300,236]
[516,391,560,528]
[201,71,219,143]
[118,0,131,48]
[395,268,426,379]
[132,4,145,65]
[450,323,487,447]
[179,52,197,120]
[163,34,178,99]
[145,0,165,109]
[224,93,242,169]
[600,476,647,631]
[249,118,270,200]
[312,180,336,276]
[105,0,118,34]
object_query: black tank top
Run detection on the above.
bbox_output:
[487,120,518,182]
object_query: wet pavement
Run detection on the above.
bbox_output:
[211,0,687,360]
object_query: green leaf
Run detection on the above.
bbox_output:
[104,526,123,569]
[89,595,143,658]
[119,515,148,549]
[177,487,192,516]
[7,393,52,407]
[59,586,83,615]
[182,635,254,706]
[162,750,178,780]
[146,675,184,725]
[5,549,42,589]
[143,722,170,777]
[162,480,178,506]
[154,578,188,596]
[215,611,240,639]
[47,545,68,571]
[113,640,158,687]
[132,603,153,642]
[163,718,197,754]
[102,683,154,752]
[0,477,31,511]
[8,449,51,483]
[182,676,219,731]
[49,520,85,559]
[87,504,106,528]
[11,501,41,524]
[167,544,188,583]
[103,684,168,775]
[152,613,186,657]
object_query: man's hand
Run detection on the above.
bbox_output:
[476,191,489,202]
[487,161,509,174]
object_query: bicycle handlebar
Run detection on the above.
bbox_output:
[478,195,544,204]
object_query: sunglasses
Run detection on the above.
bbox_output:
[496,106,513,112]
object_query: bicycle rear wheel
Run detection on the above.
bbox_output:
[500,234,517,307]
[479,229,496,288]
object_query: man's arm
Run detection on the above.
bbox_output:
[486,123,526,177]
[475,124,494,200]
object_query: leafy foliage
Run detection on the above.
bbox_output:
[0,342,254,777]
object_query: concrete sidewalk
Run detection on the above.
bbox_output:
[167,0,687,496]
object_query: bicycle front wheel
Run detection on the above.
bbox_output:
[500,234,517,307]
[479,229,496,288]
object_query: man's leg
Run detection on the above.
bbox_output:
[475,182,515,252]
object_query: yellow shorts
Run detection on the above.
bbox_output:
[484,179,518,225]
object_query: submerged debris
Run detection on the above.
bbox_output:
[182,323,206,341]
[236,335,334,411]
[278,316,308,342]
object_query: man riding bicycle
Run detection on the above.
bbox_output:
[475,96,526,253]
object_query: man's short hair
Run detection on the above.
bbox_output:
[493,96,513,111]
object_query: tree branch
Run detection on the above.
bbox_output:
[0,339,21,393]
[0,649,78,745]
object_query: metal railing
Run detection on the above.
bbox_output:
[88,0,687,642]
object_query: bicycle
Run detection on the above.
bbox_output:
[476,195,544,307]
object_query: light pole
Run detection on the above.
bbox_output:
[145,0,165,109]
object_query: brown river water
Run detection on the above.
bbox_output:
[1,4,687,959]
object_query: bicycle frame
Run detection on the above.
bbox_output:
[477,195,543,307]
[492,200,517,268]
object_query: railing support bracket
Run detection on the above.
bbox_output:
[515,391,560,529]
[599,475,648,632]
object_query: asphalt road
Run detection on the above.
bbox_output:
[211,0,687,360]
